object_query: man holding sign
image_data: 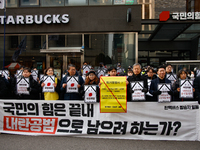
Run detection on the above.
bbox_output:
[149,65,173,102]
[60,64,84,100]
[127,63,148,101]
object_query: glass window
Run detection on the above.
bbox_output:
[48,34,82,48]
[114,0,137,5]
[138,51,148,57]
[84,33,136,70]
[1,35,46,74]
[89,0,112,5]
[6,0,18,7]
[65,0,88,6]
[41,0,65,7]
[20,0,39,6]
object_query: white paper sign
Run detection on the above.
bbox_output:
[131,81,145,101]
[158,83,171,103]
[66,76,79,93]
[17,77,30,95]
[16,70,23,78]
[83,65,91,76]
[84,85,97,103]
[0,70,9,79]
[42,76,55,93]
[97,69,106,78]
[40,74,44,82]
[166,74,176,85]
[117,67,123,75]
[31,70,38,81]
[180,80,193,99]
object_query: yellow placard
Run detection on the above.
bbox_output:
[100,76,127,113]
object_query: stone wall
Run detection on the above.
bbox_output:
[155,0,186,19]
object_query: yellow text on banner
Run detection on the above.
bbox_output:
[100,76,127,113]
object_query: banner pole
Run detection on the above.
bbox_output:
[3,6,6,70]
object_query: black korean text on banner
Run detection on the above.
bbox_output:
[84,85,97,103]
[42,76,55,93]
[97,69,106,78]
[158,83,171,103]
[180,80,193,99]
[40,74,44,82]
[166,74,177,85]
[31,70,38,81]
[83,65,91,76]
[0,70,9,79]
[66,76,79,93]
[0,100,199,140]
[17,77,30,95]
[131,81,145,101]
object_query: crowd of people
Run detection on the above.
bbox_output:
[0,62,200,103]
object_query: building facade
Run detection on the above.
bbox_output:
[0,0,200,76]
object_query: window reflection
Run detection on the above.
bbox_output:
[41,0,64,7]
[65,0,88,6]
[7,0,18,7]
[89,0,112,5]
[20,0,39,6]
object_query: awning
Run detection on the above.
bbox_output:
[139,19,200,41]
[5,63,21,69]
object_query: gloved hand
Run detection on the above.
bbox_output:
[168,91,173,96]
[153,90,161,95]
[129,89,134,93]
[27,87,31,91]
[142,88,148,93]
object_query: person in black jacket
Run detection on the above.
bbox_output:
[0,73,10,99]
[149,65,173,102]
[13,67,40,100]
[172,69,195,101]
[127,63,148,101]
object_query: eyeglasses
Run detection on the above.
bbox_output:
[47,70,53,72]
[89,74,95,77]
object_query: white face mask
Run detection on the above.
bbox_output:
[191,74,194,78]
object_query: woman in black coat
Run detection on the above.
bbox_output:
[172,69,195,101]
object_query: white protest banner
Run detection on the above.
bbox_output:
[166,73,176,85]
[180,80,193,99]
[0,70,9,79]
[66,76,79,93]
[158,83,171,103]
[17,77,30,95]
[31,70,38,81]
[0,100,199,141]
[131,81,145,101]
[84,85,97,103]
[83,65,91,76]
[42,76,55,93]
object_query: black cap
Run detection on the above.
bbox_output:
[128,65,132,69]
[87,70,96,76]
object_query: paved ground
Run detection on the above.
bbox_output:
[0,134,200,150]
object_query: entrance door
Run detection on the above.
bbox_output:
[50,55,63,80]
[67,56,81,71]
